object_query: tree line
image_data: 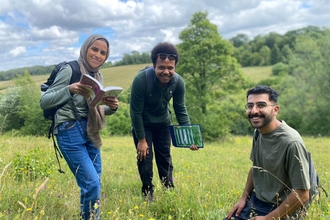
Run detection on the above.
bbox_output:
[0,24,327,81]
[229,25,326,67]
[0,50,150,81]
[0,11,329,139]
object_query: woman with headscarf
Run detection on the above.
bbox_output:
[40,34,118,219]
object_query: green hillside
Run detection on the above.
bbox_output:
[242,66,272,84]
[0,64,272,92]
[100,63,152,90]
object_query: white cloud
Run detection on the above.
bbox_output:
[0,0,330,71]
[0,0,12,14]
[9,46,27,57]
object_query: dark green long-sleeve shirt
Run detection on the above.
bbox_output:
[130,68,190,140]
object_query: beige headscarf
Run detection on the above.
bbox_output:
[78,34,110,148]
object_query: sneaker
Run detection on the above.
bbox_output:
[142,185,154,203]
[145,191,153,203]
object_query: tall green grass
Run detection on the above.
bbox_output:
[0,135,329,219]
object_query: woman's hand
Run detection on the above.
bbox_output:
[69,82,92,99]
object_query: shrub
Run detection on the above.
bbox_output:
[272,62,289,76]
[11,147,55,181]
[0,86,24,132]
[103,102,131,136]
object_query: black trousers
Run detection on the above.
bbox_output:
[132,124,174,194]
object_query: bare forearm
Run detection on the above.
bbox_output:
[266,189,309,219]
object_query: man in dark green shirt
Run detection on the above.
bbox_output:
[130,42,195,202]
[225,85,310,220]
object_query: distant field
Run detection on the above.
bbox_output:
[0,64,151,93]
[0,79,14,91]
[242,66,273,83]
[100,63,152,90]
[0,64,272,92]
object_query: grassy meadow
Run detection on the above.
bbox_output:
[0,64,329,219]
[242,66,272,83]
[0,135,329,219]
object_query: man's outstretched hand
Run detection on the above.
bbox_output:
[189,145,199,150]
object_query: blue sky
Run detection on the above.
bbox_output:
[1,0,330,71]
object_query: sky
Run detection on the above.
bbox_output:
[1,0,330,71]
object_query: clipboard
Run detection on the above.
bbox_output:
[169,124,204,148]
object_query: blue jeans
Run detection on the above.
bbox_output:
[228,191,303,220]
[57,119,102,220]
[230,191,277,220]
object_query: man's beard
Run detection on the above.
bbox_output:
[248,113,272,129]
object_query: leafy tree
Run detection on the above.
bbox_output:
[250,35,266,53]
[272,62,289,76]
[259,46,271,66]
[228,25,328,67]
[280,44,294,64]
[115,51,150,66]
[0,72,50,135]
[101,61,113,69]
[0,86,24,132]
[250,52,262,66]
[265,32,282,49]
[15,71,50,135]
[271,44,282,65]
[279,30,330,135]
[233,46,254,67]
[229,34,249,47]
[176,11,248,139]
[103,89,132,136]
[103,102,131,136]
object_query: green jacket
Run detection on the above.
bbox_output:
[40,64,115,134]
[130,68,190,140]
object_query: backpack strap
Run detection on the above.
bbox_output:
[254,129,260,142]
[308,152,328,199]
[49,60,81,174]
[47,60,81,137]
[67,60,81,84]
[44,61,67,86]
[145,66,155,95]
[51,130,65,174]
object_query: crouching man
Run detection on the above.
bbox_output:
[225,85,310,220]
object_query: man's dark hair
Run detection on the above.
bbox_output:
[246,85,279,103]
[151,42,179,66]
